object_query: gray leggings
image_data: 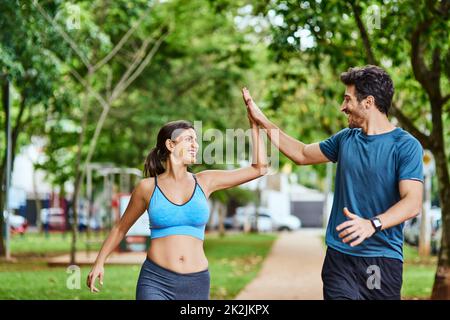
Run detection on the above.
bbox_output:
[136,257,210,300]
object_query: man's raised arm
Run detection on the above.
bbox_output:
[242,88,330,165]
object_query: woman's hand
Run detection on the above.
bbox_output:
[242,87,268,126]
[87,263,105,293]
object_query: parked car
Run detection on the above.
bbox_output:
[403,206,441,249]
[404,216,420,245]
[223,216,236,230]
[248,213,274,232]
[3,210,28,235]
[272,214,302,231]
[431,217,442,255]
[235,207,302,232]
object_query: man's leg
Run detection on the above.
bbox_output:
[321,247,359,300]
[353,256,403,300]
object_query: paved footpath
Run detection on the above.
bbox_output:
[235,229,326,300]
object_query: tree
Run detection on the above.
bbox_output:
[30,0,257,263]
[0,1,73,257]
[253,0,449,298]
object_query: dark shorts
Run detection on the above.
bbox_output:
[136,257,210,300]
[321,247,403,300]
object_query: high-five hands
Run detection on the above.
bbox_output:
[241,87,268,126]
[336,207,376,247]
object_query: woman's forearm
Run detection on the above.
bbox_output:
[94,225,126,265]
[251,121,268,173]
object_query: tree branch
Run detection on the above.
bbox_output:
[11,93,27,146]
[110,31,169,102]
[390,102,431,149]
[91,4,155,73]
[69,68,109,110]
[33,0,93,71]
[349,1,377,65]
[442,94,450,105]
[80,30,169,189]
[349,0,432,149]
[108,33,157,102]
[410,18,442,102]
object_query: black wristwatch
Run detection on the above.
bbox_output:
[370,217,382,233]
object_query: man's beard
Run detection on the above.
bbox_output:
[347,106,365,129]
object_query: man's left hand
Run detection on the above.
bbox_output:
[336,207,376,247]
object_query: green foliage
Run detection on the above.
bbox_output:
[18,0,259,191]
[2,0,448,195]
[247,0,449,188]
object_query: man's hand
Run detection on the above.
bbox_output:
[242,87,269,126]
[336,207,376,247]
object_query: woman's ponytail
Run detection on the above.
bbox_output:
[144,147,165,177]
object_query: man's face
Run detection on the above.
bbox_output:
[340,85,368,129]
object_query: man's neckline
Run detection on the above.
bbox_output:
[359,127,400,138]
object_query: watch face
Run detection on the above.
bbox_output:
[373,219,382,228]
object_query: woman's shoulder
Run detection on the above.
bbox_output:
[136,177,156,208]
[193,170,212,185]
[136,177,156,195]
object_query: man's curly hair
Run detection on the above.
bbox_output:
[340,65,394,115]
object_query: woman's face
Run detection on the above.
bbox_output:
[169,128,199,165]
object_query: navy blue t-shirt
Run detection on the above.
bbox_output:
[319,127,424,261]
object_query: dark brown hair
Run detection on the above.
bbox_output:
[143,120,195,178]
[340,65,394,115]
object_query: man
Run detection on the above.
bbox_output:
[243,65,424,300]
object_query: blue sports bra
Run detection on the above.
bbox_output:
[147,173,210,240]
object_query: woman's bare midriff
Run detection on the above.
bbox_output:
[146,235,208,274]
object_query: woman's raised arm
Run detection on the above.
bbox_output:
[196,88,268,198]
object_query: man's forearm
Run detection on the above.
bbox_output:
[260,118,306,165]
[377,196,421,230]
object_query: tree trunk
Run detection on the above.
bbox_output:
[32,164,42,231]
[69,90,90,265]
[218,203,225,238]
[431,147,450,299]
[0,78,7,256]
[69,173,82,265]
[0,177,5,255]
[1,84,27,256]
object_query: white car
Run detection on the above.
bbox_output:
[403,206,441,247]
[3,210,28,234]
[271,214,302,231]
[235,207,302,232]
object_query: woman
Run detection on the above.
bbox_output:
[86,87,268,300]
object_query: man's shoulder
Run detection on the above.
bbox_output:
[392,127,422,148]
[332,127,361,142]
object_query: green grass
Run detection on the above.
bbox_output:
[10,232,105,257]
[0,232,276,300]
[401,244,437,299]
